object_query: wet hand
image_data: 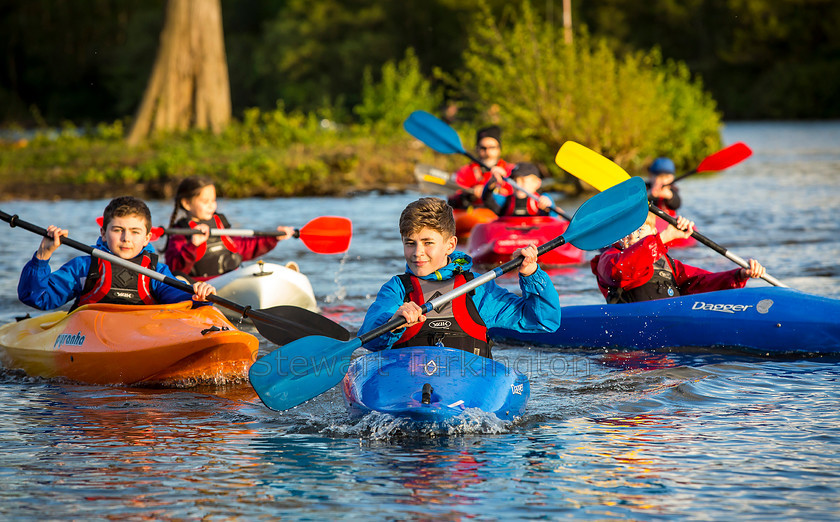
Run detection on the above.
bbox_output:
[192,281,216,301]
[36,225,68,260]
[275,226,296,241]
[651,174,675,199]
[741,259,766,279]
[538,195,553,211]
[515,243,539,276]
[392,302,426,329]
[191,224,210,246]
[662,216,694,242]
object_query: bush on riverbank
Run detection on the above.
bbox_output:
[452,2,723,171]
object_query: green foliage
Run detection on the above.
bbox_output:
[0,101,424,199]
[354,49,443,134]
[456,1,722,172]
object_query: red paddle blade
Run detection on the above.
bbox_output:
[298,216,352,254]
[696,142,752,172]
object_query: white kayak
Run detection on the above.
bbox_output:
[211,260,318,319]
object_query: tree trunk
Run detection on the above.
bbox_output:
[127,0,231,146]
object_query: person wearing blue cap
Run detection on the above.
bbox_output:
[647,157,681,213]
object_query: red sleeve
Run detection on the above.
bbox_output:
[670,259,747,295]
[165,234,204,275]
[231,236,279,262]
[594,236,670,291]
[454,163,483,187]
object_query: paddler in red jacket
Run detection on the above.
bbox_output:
[447,125,514,210]
[591,212,767,303]
[647,157,681,216]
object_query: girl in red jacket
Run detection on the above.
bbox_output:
[163,177,295,281]
[590,212,766,303]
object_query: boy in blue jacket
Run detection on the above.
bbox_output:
[359,197,560,358]
[18,196,216,310]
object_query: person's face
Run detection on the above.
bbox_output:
[619,221,656,249]
[476,137,501,165]
[513,174,542,194]
[651,173,674,188]
[102,215,152,259]
[402,227,457,277]
[182,185,217,221]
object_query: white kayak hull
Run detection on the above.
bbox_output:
[211,261,318,318]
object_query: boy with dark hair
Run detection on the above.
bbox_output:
[359,197,560,358]
[18,196,215,310]
[481,162,558,217]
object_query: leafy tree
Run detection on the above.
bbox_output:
[354,49,443,134]
[452,1,722,171]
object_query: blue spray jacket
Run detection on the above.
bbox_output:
[18,238,196,310]
[359,251,561,352]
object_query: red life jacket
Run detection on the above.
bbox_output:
[73,251,158,309]
[607,255,681,303]
[177,214,243,278]
[393,273,491,358]
[503,195,542,216]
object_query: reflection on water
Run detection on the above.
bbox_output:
[0,122,839,518]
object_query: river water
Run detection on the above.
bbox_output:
[0,122,839,520]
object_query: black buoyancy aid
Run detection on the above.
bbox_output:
[176,214,243,278]
[394,273,491,358]
[607,256,681,304]
[504,195,543,216]
[73,251,159,309]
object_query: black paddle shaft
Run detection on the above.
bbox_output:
[647,205,787,288]
[0,210,284,323]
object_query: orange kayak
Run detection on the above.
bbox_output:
[454,207,497,242]
[0,302,259,386]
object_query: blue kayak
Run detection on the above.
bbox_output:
[490,288,840,355]
[342,346,529,421]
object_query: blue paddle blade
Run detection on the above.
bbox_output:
[249,336,363,411]
[565,177,649,250]
[403,110,467,155]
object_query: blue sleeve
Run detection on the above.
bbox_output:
[473,267,561,332]
[543,195,559,217]
[17,254,88,310]
[151,262,204,305]
[358,276,408,352]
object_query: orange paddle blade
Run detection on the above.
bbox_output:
[298,216,352,254]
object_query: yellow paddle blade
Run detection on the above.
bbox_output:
[555,141,631,192]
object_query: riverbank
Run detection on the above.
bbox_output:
[0,125,581,201]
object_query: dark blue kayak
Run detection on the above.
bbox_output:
[342,346,529,421]
[490,288,840,355]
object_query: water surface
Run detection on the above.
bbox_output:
[0,121,839,519]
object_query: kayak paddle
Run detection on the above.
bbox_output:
[403,110,574,221]
[0,210,352,345]
[664,142,752,187]
[413,164,463,193]
[554,141,788,288]
[249,176,650,411]
[98,215,353,254]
